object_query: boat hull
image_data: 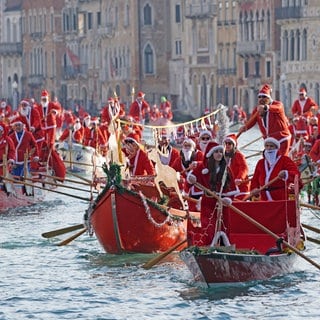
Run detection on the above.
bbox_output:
[180,249,297,286]
[89,187,187,254]
[0,183,45,213]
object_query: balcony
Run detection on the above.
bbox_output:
[0,42,22,55]
[275,6,304,20]
[27,74,44,87]
[185,2,217,19]
[61,64,88,80]
[237,40,265,57]
[97,24,114,38]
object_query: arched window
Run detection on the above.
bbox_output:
[143,4,152,25]
[302,29,307,60]
[144,44,154,74]
[290,30,295,61]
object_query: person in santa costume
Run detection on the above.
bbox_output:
[123,132,155,176]
[82,117,107,152]
[250,137,301,201]
[128,91,150,124]
[159,96,173,121]
[291,87,318,118]
[196,129,213,153]
[0,122,15,177]
[223,133,250,199]
[157,130,180,167]
[9,120,39,177]
[100,97,121,126]
[58,118,84,144]
[186,141,239,246]
[238,84,291,156]
[16,99,45,152]
[34,90,62,152]
[0,100,12,119]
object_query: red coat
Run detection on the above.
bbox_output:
[227,150,250,195]
[9,130,39,165]
[35,101,62,148]
[250,155,300,201]
[246,100,291,155]
[158,146,180,167]
[82,127,107,149]
[128,99,150,123]
[127,148,155,176]
[309,139,320,163]
[59,127,84,144]
[291,97,318,118]
[0,133,15,176]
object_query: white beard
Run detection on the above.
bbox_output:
[74,122,81,131]
[84,118,91,127]
[199,141,208,153]
[41,101,49,108]
[182,149,193,161]
[20,107,31,117]
[265,149,278,166]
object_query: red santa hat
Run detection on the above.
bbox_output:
[20,99,30,106]
[1,101,7,108]
[182,138,196,150]
[223,133,237,146]
[137,91,145,98]
[298,87,307,95]
[90,116,99,125]
[205,141,224,158]
[107,97,115,104]
[264,137,280,149]
[11,118,24,126]
[258,84,272,99]
[125,132,140,144]
[41,90,49,98]
[199,129,212,139]
[204,108,210,115]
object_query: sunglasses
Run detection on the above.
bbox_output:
[125,140,135,144]
[225,141,233,145]
[201,137,210,141]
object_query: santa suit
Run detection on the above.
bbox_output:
[35,100,61,149]
[309,140,320,163]
[127,148,155,176]
[250,154,300,201]
[245,100,291,155]
[59,126,84,144]
[159,101,173,120]
[291,96,318,118]
[186,160,238,246]
[0,125,15,176]
[101,102,120,125]
[129,99,150,123]
[226,150,250,197]
[158,145,180,168]
[82,126,107,149]
[9,130,39,165]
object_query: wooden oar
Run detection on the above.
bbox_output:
[302,223,320,234]
[67,171,93,184]
[1,176,92,201]
[63,159,103,168]
[42,224,85,238]
[245,151,262,159]
[38,173,93,186]
[242,176,280,201]
[142,239,187,269]
[56,227,87,246]
[11,175,97,194]
[307,236,320,245]
[194,181,320,271]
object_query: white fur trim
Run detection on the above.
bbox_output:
[264,137,280,149]
[206,145,224,158]
[202,168,209,174]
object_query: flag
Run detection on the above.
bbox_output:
[66,48,81,69]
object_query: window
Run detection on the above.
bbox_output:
[175,40,182,55]
[266,61,271,78]
[144,44,154,74]
[255,60,260,76]
[88,12,93,30]
[97,12,101,27]
[244,60,249,78]
[144,4,152,25]
[175,4,181,23]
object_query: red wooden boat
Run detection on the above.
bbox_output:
[0,177,46,212]
[85,181,196,254]
[180,199,305,287]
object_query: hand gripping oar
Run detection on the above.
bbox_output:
[56,227,87,246]
[142,239,187,270]
[242,176,280,201]
[193,181,320,271]
[42,224,85,238]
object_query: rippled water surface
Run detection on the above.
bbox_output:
[1,128,320,320]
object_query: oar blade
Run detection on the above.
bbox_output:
[142,239,187,270]
[42,223,85,238]
[57,228,87,246]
